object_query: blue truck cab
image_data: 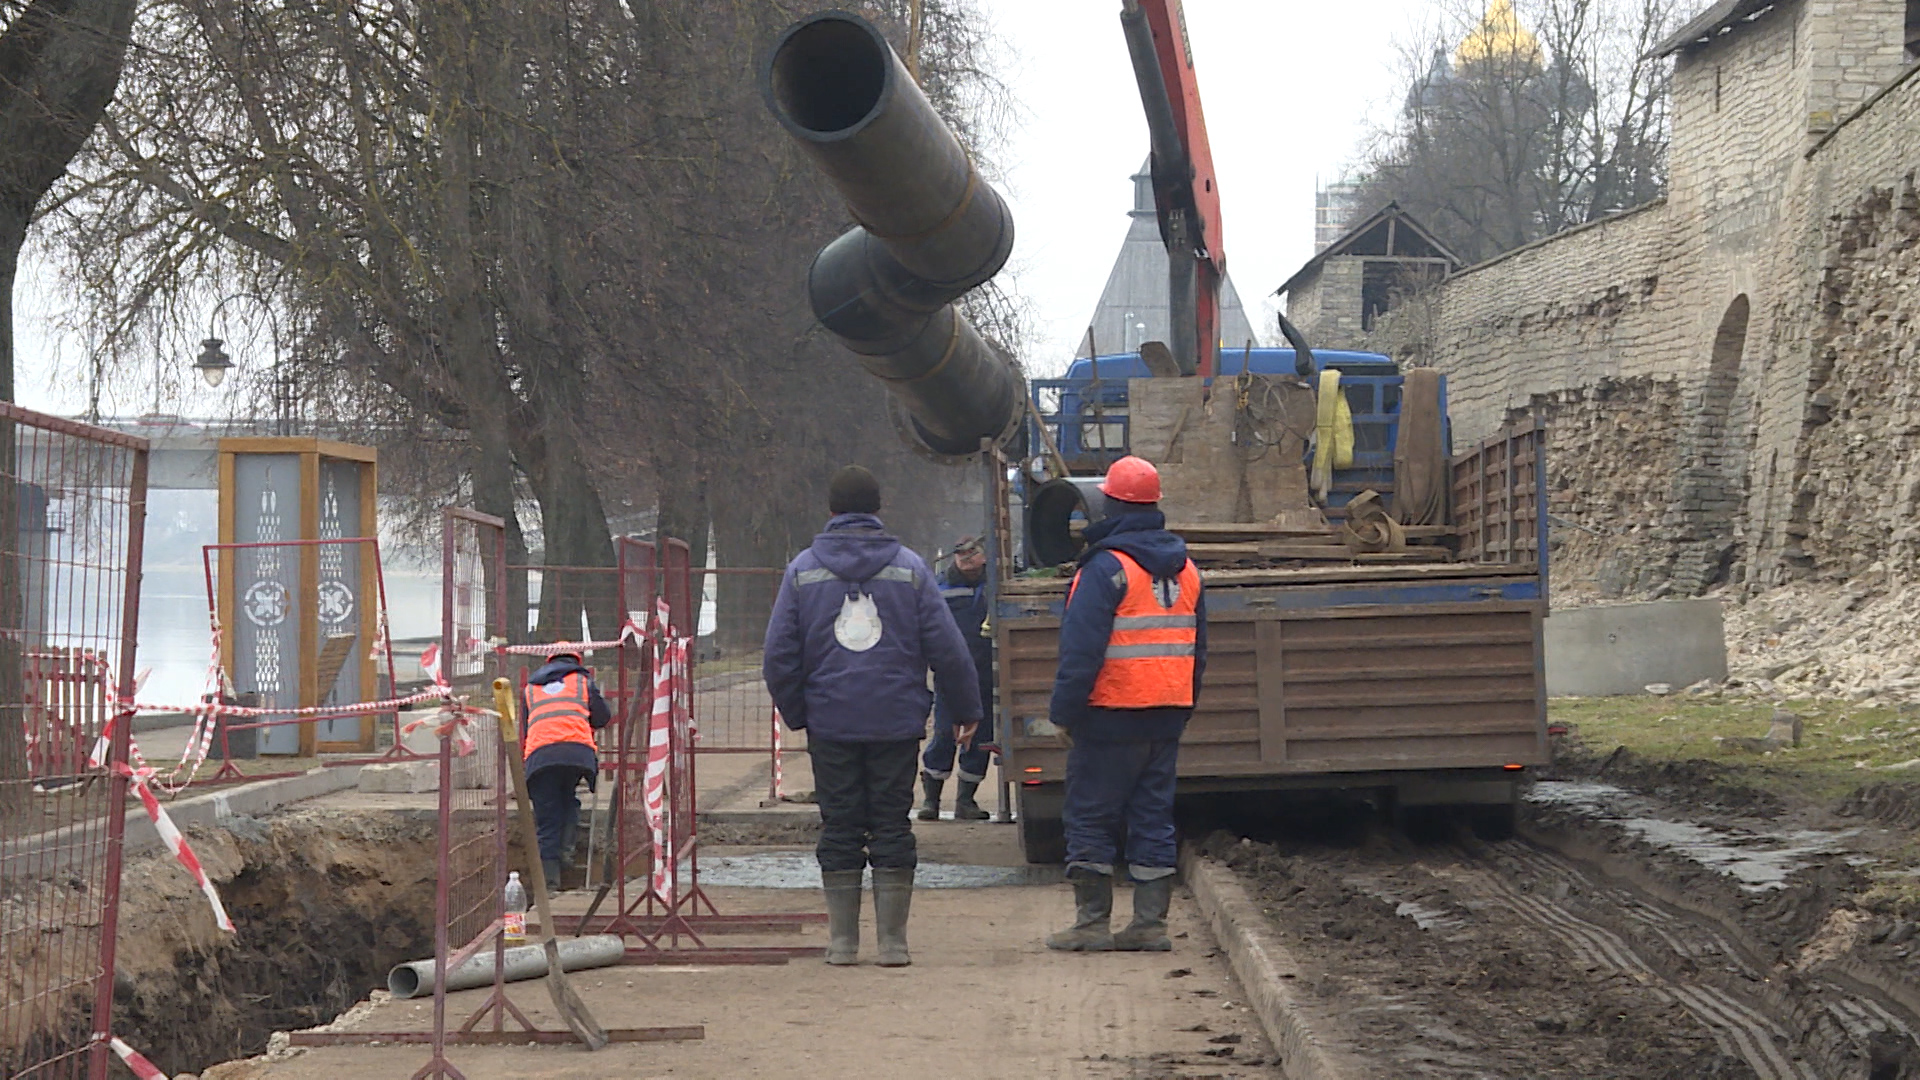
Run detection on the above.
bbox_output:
[1027,347,1449,514]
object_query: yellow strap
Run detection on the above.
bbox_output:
[1312,369,1355,498]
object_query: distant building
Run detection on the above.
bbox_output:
[1314,180,1365,253]
[1074,159,1259,359]
[1276,203,1462,350]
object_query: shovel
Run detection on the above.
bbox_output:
[492,678,610,1051]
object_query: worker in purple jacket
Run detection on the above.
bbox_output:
[763,465,983,968]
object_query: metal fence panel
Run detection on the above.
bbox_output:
[1,403,148,1080]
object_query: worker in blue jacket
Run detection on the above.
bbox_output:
[763,465,983,968]
[1046,456,1206,954]
[918,535,996,821]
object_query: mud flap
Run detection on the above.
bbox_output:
[1017,782,1067,865]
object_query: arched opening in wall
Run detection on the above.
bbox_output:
[1669,295,1751,594]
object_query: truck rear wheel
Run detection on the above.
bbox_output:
[1017,783,1067,864]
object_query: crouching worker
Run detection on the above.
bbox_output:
[763,465,983,967]
[1046,456,1206,953]
[520,650,611,887]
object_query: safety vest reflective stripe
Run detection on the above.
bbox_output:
[1112,614,1195,630]
[941,587,977,599]
[523,670,594,759]
[1081,551,1202,709]
[1105,642,1197,658]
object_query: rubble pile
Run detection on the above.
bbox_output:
[1720,581,1920,703]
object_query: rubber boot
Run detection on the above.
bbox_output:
[559,811,579,871]
[952,779,991,821]
[541,858,564,894]
[871,866,915,967]
[1046,869,1114,951]
[821,869,864,966]
[916,774,944,821]
[1112,876,1174,951]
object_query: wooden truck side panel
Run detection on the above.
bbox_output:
[999,579,1547,786]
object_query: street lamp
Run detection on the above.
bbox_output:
[199,293,295,435]
[194,338,234,388]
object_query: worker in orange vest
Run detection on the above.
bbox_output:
[520,650,611,886]
[1045,456,1206,953]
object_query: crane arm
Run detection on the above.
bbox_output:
[1119,0,1225,378]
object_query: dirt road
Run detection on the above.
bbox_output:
[220,821,1278,1080]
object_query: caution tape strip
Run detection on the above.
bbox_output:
[106,1036,168,1079]
[116,762,233,933]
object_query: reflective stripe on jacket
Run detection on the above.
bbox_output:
[1069,550,1201,709]
[523,669,595,759]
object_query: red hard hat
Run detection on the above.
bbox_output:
[1097,455,1161,504]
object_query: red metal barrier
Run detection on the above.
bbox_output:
[0,402,149,1080]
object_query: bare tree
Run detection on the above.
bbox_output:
[42,0,1017,656]
[2,0,139,804]
[1357,0,1677,265]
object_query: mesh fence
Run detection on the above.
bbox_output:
[1,404,148,1080]
[691,568,783,753]
[441,510,508,952]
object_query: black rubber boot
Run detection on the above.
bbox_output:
[952,780,991,821]
[822,869,863,965]
[559,811,579,871]
[1046,869,1114,951]
[916,774,944,821]
[541,858,564,894]
[1112,876,1174,951]
[871,867,915,967]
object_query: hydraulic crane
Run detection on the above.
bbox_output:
[1120,0,1226,379]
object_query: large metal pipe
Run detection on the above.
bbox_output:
[763,11,1024,457]
[387,934,626,1000]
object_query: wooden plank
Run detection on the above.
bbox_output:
[1256,620,1287,764]
[1281,661,1537,683]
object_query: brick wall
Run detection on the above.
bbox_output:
[1369,0,1920,599]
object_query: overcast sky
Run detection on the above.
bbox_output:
[11,0,1437,414]
[973,0,1433,376]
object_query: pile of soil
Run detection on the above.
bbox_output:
[4,807,436,1077]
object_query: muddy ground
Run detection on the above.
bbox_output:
[1182,727,1920,1079]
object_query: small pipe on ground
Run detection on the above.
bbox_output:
[388,934,626,999]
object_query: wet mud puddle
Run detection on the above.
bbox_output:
[1529,780,1867,891]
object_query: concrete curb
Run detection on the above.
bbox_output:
[128,766,368,855]
[1,766,368,880]
[1180,845,1355,1080]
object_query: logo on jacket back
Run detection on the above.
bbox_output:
[541,680,567,696]
[834,593,883,652]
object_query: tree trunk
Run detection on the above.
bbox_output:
[709,480,807,657]
[1,211,30,808]
[525,431,618,645]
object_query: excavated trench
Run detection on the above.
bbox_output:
[72,808,434,1076]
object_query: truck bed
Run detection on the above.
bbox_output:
[997,564,1547,786]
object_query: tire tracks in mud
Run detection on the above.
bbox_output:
[1433,842,1815,1080]
[1408,835,1920,1080]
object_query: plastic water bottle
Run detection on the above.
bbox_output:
[503,871,528,946]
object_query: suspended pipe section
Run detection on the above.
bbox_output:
[762,12,1025,457]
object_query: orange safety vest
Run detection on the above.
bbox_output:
[1069,551,1202,709]
[522,669,595,759]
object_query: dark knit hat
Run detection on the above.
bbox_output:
[828,465,882,515]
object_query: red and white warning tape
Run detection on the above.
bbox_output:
[117,762,233,932]
[106,1035,168,1079]
[494,618,649,656]
[642,602,678,901]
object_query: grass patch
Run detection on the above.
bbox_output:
[1552,694,1920,805]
